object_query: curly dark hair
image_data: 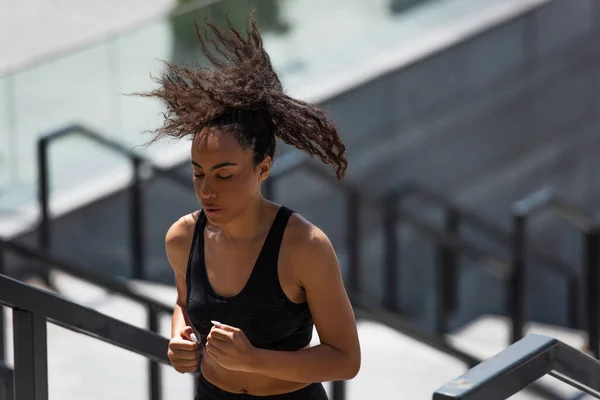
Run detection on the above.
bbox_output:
[136,14,347,179]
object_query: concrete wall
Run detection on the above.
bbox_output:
[7,0,600,332]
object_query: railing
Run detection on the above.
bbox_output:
[266,152,567,400]
[0,237,175,400]
[433,333,600,400]
[511,188,600,355]
[0,360,13,400]
[267,151,582,342]
[37,124,194,280]
[354,295,564,400]
[0,272,172,400]
[385,182,580,337]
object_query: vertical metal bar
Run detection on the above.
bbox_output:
[37,138,50,252]
[12,309,48,400]
[345,191,360,296]
[509,214,527,344]
[383,196,399,311]
[148,308,161,400]
[331,380,345,400]
[0,245,4,364]
[435,209,460,336]
[444,209,460,315]
[567,277,579,330]
[36,138,51,284]
[584,227,600,359]
[131,157,144,280]
[435,242,448,336]
[3,368,14,400]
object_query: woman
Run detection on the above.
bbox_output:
[139,14,361,399]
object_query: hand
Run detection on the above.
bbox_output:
[168,326,201,374]
[205,323,256,372]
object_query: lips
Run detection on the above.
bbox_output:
[203,205,223,216]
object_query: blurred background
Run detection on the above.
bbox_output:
[1,0,600,399]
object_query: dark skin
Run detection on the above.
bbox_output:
[165,127,361,395]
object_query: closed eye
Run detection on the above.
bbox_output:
[193,173,232,180]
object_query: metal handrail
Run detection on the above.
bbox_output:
[37,123,194,280]
[268,153,510,261]
[388,182,581,340]
[266,152,521,400]
[0,238,172,400]
[433,333,600,400]
[511,187,600,357]
[354,295,564,400]
[0,238,172,314]
[389,182,576,279]
[0,273,172,400]
[267,152,515,333]
[0,361,13,400]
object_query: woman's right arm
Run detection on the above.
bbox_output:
[165,214,200,373]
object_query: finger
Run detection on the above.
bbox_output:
[207,336,228,351]
[208,330,230,342]
[175,364,199,374]
[172,359,200,368]
[179,326,195,341]
[170,340,199,351]
[170,348,201,360]
[214,323,240,333]
[210,328,233,340]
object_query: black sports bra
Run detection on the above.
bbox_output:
[185,206,314,351]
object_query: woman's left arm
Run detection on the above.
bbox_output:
[248,226,361,383]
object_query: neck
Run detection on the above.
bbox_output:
[217,197,270,241]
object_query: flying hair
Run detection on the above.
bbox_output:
[135,13,347,179]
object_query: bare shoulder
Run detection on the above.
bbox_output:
[282,212,338,279]
[165,211,200,275]
[284,213,332,251]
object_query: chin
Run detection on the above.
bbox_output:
[203,208,231,225]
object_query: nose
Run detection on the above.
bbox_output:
[199,179,217,200]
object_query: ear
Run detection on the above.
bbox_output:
[257,156,272,182]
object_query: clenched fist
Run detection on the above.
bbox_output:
[168,326,201,373]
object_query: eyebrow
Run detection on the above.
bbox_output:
[191,161,238,171]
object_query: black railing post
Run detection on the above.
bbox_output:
[36,137,51,284]
[148,308,161,400]
[383,194,399,311]
[567,277,579,330]
[13,309,48,400]
[131,157,145,280]
[346,191,360,296]
[331,380,345,400]
[0,244,4,364]
[444,209,460,315]
[584,227,600,359]
[509,213,527,344]
[435,209,460,336]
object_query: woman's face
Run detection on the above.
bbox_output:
[191,128,270,225]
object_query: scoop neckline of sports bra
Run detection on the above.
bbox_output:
[199,206,284,301]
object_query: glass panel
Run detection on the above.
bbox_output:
[0,0,497,215]
[10,42,113,210]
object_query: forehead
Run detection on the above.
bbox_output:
[191,128,248,161]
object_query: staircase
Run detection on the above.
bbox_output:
[3,0,600,399]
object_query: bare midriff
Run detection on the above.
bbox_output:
[200,343,312,395]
